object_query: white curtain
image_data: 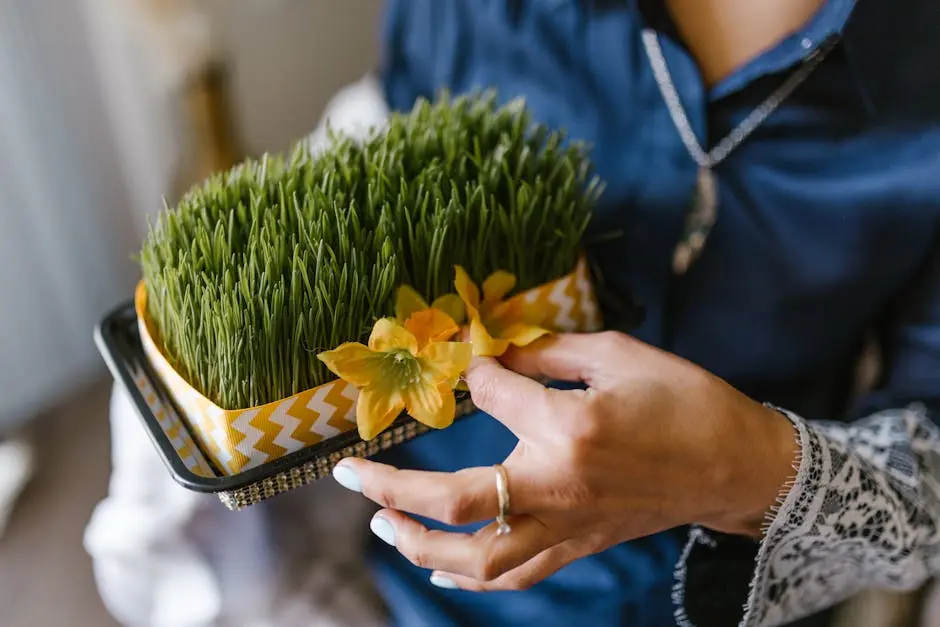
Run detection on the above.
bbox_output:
[0,0,140,430]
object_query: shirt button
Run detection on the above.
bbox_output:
[801,37,813,50]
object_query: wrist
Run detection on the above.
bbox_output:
[702,402,800,538]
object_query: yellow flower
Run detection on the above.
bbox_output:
[394,283,466,349]
[454,266,551,357]
[317,318,472,440]
[397,285,464,326]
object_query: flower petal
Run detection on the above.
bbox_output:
[395,285,429,322]
[403,381,455,430]
[369,318,418,354]
[481,270,517,309]
[405,308,459,349]
[500,323,551,348]
[356,386,405,440]
[418,341,472,382]
[454,265,481,314]
[430,293,466,324]
[317,343,384,387]
[470,316,510,357]
[489,294,549,328]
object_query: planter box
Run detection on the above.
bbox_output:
[95,258,601,509]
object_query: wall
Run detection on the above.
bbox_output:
[84,0,384,233]
[216,0,384,155]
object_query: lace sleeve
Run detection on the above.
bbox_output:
[673,404,940,627]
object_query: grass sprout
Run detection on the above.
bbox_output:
[140,92,601,408]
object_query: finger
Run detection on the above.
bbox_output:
[429,538,587,592]
[500,332,618,385]
[335,456,540,525]
[464,356,579,435]
[372,509,561,581]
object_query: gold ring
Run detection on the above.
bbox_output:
[494,464,511,536]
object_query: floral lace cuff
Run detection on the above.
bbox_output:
[673,405,939,627]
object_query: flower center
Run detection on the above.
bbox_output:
[382,349,423,387]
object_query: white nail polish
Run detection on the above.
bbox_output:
[370,516,396,547]
[332,465,361,492]
[429,574,458,589]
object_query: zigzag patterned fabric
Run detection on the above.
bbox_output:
[130,364,216,477]
[524,257,603,333]
[136,259,601,475]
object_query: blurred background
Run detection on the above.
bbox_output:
[0,1,381,625]
[0,1,931,626]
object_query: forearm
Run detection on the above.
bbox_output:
[675,404,940,627]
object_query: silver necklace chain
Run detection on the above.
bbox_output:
[639,29,838,273]
[641,29,837,167]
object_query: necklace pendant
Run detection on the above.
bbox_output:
[673,167,718,275]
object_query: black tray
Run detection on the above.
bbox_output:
[94,301,472,510]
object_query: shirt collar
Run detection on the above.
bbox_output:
[707,0,858,101]
[635,0,866,108]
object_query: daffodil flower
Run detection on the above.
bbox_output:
[317,318,471,440]
[395,284,465,346]
[454,266,551,357]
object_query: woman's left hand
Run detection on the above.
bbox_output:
[331,331,797,592]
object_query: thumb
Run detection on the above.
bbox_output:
[464,356,578,437]
[499,332,615,386]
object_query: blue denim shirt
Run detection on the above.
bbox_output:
[372,1,940,625]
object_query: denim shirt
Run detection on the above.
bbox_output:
[372,1,940,625]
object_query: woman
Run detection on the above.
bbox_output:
[88,1,940,626]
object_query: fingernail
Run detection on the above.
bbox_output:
[370,515,396,547]
[332,464,361,492]
[429,574,458,589]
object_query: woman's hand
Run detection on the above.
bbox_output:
[331,331,797,591]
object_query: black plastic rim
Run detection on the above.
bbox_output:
[94,301,452,493]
